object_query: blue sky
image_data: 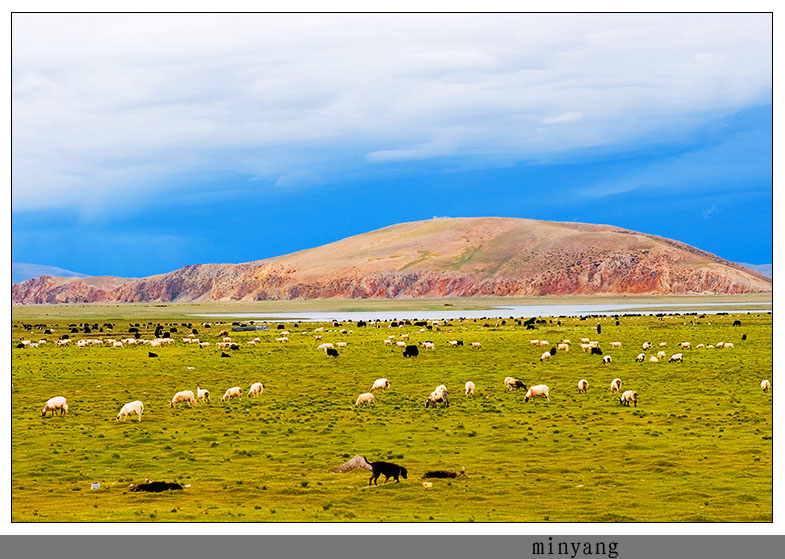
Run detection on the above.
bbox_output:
[12,13,772,277]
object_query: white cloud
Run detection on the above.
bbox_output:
[11,13,772,214]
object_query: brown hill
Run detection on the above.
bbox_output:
[11,217,772,304]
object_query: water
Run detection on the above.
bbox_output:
[191,301,770,322]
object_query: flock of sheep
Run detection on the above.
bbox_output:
[33,318,771,423]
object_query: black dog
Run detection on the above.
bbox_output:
[365,457,408,486]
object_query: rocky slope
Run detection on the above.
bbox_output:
[12,217,772,304]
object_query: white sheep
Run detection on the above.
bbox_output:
[529,339,540,346]
[471,342,482,349]
[196,385,210,402]
[668,353,683,363]
[117,400,144,422]
[425,385,450,408]
[316,343,334,351]
[465,381,475,396]
[355,392,375,407]
[580,343,592,352]
[619,390,638,407]
[610,342,622,349]
[649,356,659,363]
[761,380,771,392]
[577,379,588,393]
[540,351,552,362]
[656,351,666,359]
[658,342,668,347]
[635,353,646,362]
[557,343,569,352]
[170,390,196,408]
[610,378,622,393]
[524,384,550,402]
[335,342,347,348]
[396,341,407,347]
[724,342,734,349]
[371,378,390,392]
[248,382,264,397]
[642,342,653,350]
[41,396,68,417]
[678,342,692,349]
[221,386,242,402]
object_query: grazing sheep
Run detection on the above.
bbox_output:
[355,392,375,407]
[395,341,407,348]
[170,390,196,408]
[383,339,393,345]
[248,382,264,397]
[610,342,622,349]
[471,342,482,349]
[425,385,449,408]
[619,390,638,407]
[221,386,242,402]
[658,342,668,347]
[761,380,771,392]
[529,340,540,346]
[656,351,666,360]
[465,381,475,396]
[635,353,646,362]
[503,376,526,391]
[316,343,334,351]
[724,343,734,349]
[538,340,549,347]
[610,378,622,393]
[580,343,592,352]
[196,386,210,402]
[642,342,653,350]
[117,400,144,422]
[421,342,435,351]
[602,355,612,365]
[335,342,347,348]
[540,351,551,362]
[649,356,659,362]
[678,342,692,349]
[41,396,68,417]
[557,343,569,352]
[577,379,589,393]
[696,344,705,349]
[668,353,683,363]
[371,378,390,392]
[524,384,550,402]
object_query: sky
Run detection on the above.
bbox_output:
[11,13,773,278]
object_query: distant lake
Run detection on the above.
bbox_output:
[192,301,770,322]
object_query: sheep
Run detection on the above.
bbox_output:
[529,340,540,346]
[335,342,347,348]
[41,396,68,417]
[642,342,653,350]
[538,340,549,347]
[658,342,668,347]
[112,341,123,348]
[610,342,622,349]
[421,342,435,351]
[696,344,705,349]
[635,353,646,362]
[619,390,638,407]
[716,342,725,349]
[649,356,659,362]
[470,342,482,349]
[602,355,612,365]
[724,342,734,349]
[221,386,242,402]
[248,382,264,397]
[447,340,459,347]
[504,376,526,391]
[656,350,666,360]
[196,385,210,402]
[117,400,144,422]
[425,385,450,408]
[396,341,407,347]
[761,380,771,392]
[580,343,592,352]
[403,345,420,357]
[668,353,683,363]
[610,378,622,393]
[371,378,390,392]
[577,379,588,393]
[355,392,375,407]
[540,351,551,362]
[275,337,289,343]
[678,342,691,350]
[170,390,196,408]
[524,384,550,402]
[580,338,591,344]
[465,381,475,396]
[383,339,393,345]
[557,343,569,352]
[316,343,334,351]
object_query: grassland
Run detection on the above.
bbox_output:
[11,306,772,522]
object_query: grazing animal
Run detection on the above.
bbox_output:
[422,470,459,479]
[590,347,603,356]
[170,390,196,408]
[540,351,551,362]
[733,320,742,327]
[129,481,183,492]
[577,379,588,393]
[117,400,144,422]
[657,351,667,359]
[148,352,158,358]
[355,392,375,407]
[196,386,210,402]
[503,376,526,391]
[649,355,659,363]
[557,343,569,352]
[642,342,653,350]
[326,348,339,357]
[669,353,683,363]
[403,345,419,358]
[610,378,622,393]
[221,386,242,402]
[371,378,390,392]
[761,380,771,392]
[41,396,68,417]
[221,352,231,358]
[471,342,482,349]
[602,355,612,365]
[742,334,747,341]
[635,353,646,362]
[248,382,264,397]
[619,390,638,407]
[365,458,408,486]
[465,381,475,396]
[524,384,550,402]
[610,342,622,349]
[425,385,450,408]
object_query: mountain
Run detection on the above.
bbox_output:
[11,217,772,304]
[12,263,88,285]
[737,263,771,278]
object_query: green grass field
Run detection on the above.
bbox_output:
[11,306,772,522]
